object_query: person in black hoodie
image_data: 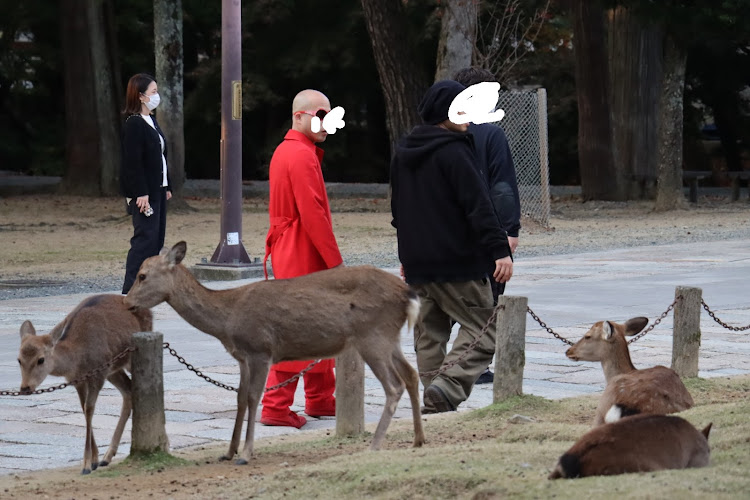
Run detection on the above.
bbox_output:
[391,80,513,413]
[120,73,172,294]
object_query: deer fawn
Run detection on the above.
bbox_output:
[566,317,694,426]
[124,241,425,465]
[17,294,152,474]
[549,414,711,479]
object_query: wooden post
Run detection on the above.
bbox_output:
[672,286,701,378]
[493,296,527,402]
[335,346,364,437]
[131,332,169,455]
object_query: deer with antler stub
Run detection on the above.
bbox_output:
[566,317,694,426]
[17,294,152,474]
[124,241,425,465]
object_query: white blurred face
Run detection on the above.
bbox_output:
[292,91,331,143]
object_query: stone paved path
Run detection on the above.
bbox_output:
[1,239,749,475]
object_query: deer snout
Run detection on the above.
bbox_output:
[566,347,579,361]
[20,385,33,395]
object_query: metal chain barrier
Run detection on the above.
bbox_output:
[527,296,682,346]
[418,304,504,378]
[627,296,681,344]
[0,347,135,397]
[526,306,573,346]
[162,342,320,393]
[701,299,750,331]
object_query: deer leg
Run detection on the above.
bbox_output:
[361,352,404,451]
[392,349,425,447]
[99,370,132,466]
[236,357,271,465]
[76,381,103,474]
[221,361,249,462]
[74,384,93,474]
[85,379,104,471]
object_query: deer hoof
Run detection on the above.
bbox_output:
[234,458,248,466]
[219,454,232,462]
[81,468,91,475]
[98,460,109,467]
[91,462,98,471]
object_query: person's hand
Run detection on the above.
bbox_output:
[166,190,172,201]
[493,256,513,283]
[399,264,405,281]
[508,236,519,254]
[136,195,150,213]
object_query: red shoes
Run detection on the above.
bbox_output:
[305,402,336,418]
[260,411,307,429]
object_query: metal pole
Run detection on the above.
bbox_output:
[210,0,251,264]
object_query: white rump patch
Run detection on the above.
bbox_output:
[604,404,622,423]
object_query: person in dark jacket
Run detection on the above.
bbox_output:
[454,66,522,384]
[120,73,172,294]
[391,80,513,413]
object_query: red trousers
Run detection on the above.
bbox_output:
[261,359,335,417]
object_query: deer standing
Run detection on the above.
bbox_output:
[566,317,694,426]
[124,241,425,465]
[17,294,152,474]
[548,414,711,479]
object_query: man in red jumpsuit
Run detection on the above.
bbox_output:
[261,89,343,428]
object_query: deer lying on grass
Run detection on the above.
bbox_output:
[17,294,152,474]
[124,241,425,465]
[548,414,711,479]
[566,317,694,426]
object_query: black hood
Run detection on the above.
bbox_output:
[395,125,473,168]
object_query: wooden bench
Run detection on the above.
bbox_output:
[682,171,712,203]
[727,171,750,201]
[683,170,750,202]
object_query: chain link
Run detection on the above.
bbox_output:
[701,299,750,331]
[418,304,504,378]
[0,347,135,397]
[527,297,682,346]
[526,306,574,345]
[627,296,681,344]
[162,342,320,393]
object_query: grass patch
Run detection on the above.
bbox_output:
[1,376,748,499]
[96,451,189,477]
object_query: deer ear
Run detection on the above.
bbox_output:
[624,317,648,336]
[166,241,187,267]
[49,320,70,346]
[701,422,712,440]
[20,320,36,339]
[603,321,614,340]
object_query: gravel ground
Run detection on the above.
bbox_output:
[1,192,749,301]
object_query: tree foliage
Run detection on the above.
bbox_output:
[0,0,747,193]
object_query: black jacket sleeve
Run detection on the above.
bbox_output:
[485,126,521,237]
[120,115,148,198]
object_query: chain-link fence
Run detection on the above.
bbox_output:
[496,89,550,228]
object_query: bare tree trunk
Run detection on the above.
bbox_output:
[655,34,687,211]
[154,0,188,207]
[571,0,619,200]
[360,0,428,155]
[60,0,120,196]
[435,0,478,81]
[607,7,662,200]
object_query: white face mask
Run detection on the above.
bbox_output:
[142,92,161,111]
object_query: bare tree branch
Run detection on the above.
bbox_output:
[473,0,551,84]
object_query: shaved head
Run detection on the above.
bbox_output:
[291,89,331,143]
[292,89,330,114]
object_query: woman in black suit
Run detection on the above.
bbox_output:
[120,73,172,294]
